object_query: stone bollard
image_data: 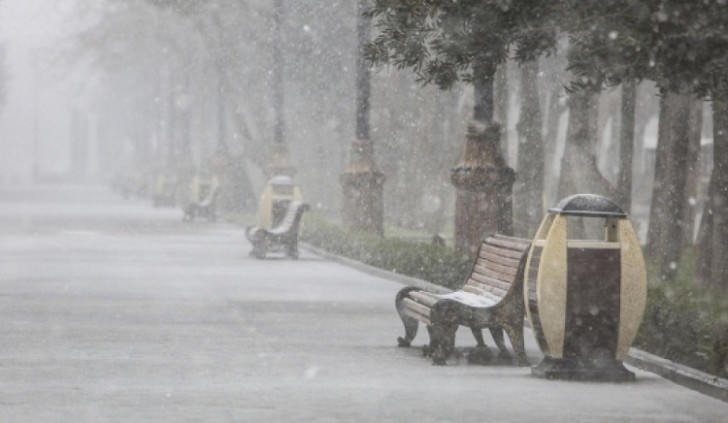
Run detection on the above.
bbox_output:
[524,194,647,381]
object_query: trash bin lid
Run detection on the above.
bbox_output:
[268,175,294,186]
[548,194,627,218]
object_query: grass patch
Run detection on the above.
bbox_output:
[300,215,472,290]
[636,248,728,376]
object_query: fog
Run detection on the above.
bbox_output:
[0,2,727,419]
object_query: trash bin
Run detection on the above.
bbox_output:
[524,194,647,381]
[258,175,302,230]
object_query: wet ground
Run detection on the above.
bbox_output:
[1,184,726,422]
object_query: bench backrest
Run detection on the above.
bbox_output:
[460,234,531,302]
[199,185,218,206]
[272,201,309,233]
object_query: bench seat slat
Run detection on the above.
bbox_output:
[464,281,508,299]
[461,284,506,301]
[437,290,499,308]
[467,272,512,292]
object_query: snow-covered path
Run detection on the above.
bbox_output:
[0,184,725,422]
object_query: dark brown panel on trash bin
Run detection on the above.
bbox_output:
[563,248,621,360]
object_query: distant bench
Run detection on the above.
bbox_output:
[395,234,531,365]
[183,185,218,222]
[246,202,309,259]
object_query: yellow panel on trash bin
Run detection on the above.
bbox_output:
[616,219,647,360]
[536,215,568,359]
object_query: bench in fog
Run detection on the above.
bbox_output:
[246,202,309,259]
[395,234,531,365]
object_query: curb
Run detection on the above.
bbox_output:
[301,242,451,294]
[301,242,728,403]
[625,348,728,402]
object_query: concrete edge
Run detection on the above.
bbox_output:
[301,242,451,294]
[625,348,728,402]
[301,242,728,403]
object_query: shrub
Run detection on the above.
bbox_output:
[633,249,727,376]
[300,215,472,290]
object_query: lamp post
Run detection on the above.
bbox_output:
[340,0,384,235]
[450,65,515,254]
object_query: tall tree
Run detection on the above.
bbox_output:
[514,59,544,237]
[366,1,558,252]
[616,79,636,212]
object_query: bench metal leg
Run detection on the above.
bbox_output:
[503,323,529,366]
[286,236,299,259]
[430,301,459,365]
[423,326,436,356]
[471,328,487,348]
[431,323,457,365]
[490,327,512,360]
[251,233,269,259]
[395,288,420,347]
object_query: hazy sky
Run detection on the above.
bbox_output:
[0,0,88,183]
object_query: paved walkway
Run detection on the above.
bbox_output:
[0,184,726,422]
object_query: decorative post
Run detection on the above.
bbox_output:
[340,0,384,234]
[451,121,515,254]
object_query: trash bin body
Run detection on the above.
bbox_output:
[525,194,647,381]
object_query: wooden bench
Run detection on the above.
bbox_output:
[183,185,218,222]
[246,202,309,259]
[395,234,531,365]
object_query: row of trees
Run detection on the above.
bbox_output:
[70,1,726,289]
[72,0,466,230]
[366,0,727,289]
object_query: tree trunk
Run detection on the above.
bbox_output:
[683,98,704,246]
[542,83,567,208]
[557,90,615,238]
[646,92,693,281]
[616,79,636,213]
[514,60,544,237]
[557,91,614,198]
[696,99,728,289]
[494,62,509,161]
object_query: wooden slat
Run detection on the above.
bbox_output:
[407,290,439,307]
[403,308,431,326]
[474,259,519,277]
[403,298,432,320]
[467,272,512,291]
[480,252,522,269]
[465,278,509,296]
[472,265,514,285]
[461,284,506,300]
[479,244,525,260]
[487,235,531,251]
